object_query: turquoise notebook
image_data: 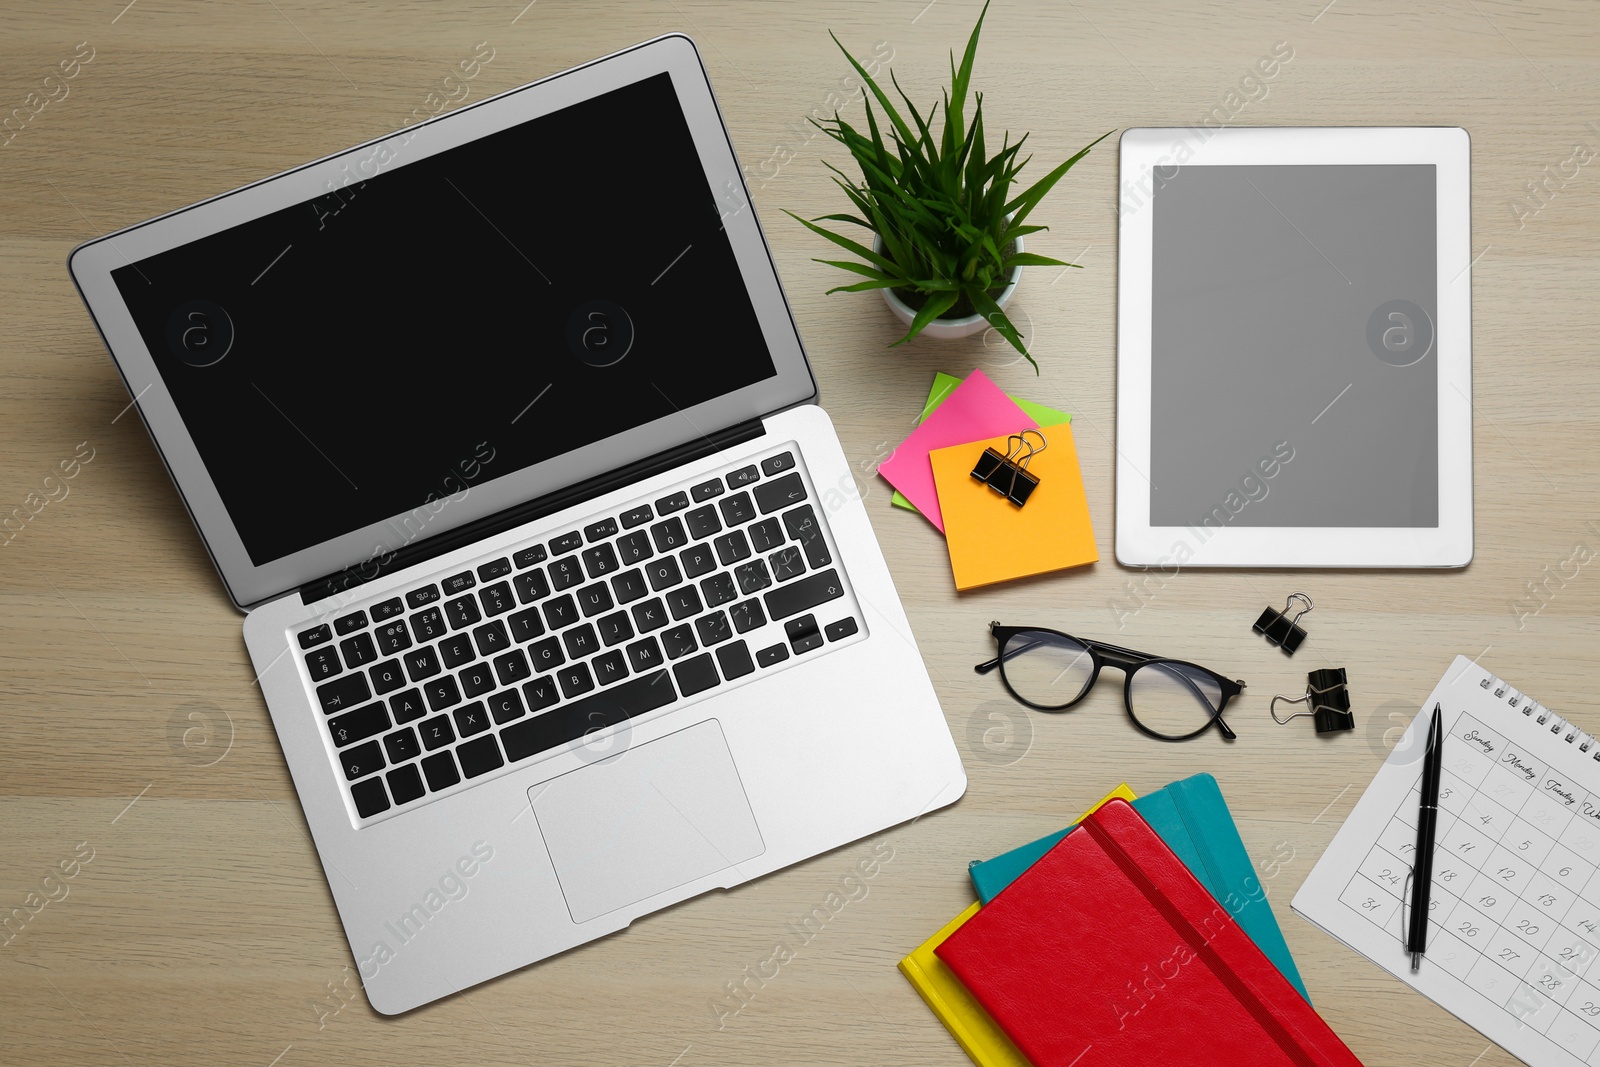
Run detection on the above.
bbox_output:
[967,773,1310,1002]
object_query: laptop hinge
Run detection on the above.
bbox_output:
[298,417,766,606]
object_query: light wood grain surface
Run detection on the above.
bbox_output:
[3,1,1598,1064]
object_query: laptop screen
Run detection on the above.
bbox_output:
[110,71,776,566]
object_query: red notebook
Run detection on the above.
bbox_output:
[936,800,1364,1066]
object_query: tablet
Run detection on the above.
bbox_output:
[1115,127,1472,568]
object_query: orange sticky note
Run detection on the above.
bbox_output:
[929,422,1097,590]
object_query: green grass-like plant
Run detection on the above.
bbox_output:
[787,0,1108,371]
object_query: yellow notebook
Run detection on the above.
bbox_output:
[928,422,1097,591]
[897,783,1136,1067]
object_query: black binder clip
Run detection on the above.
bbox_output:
[1271,667,1355,734]
[970,429,1046,507]
[1253,592,1313,655]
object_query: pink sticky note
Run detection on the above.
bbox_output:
[877,368,1035,532]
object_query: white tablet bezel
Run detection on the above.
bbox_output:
[1115,126,1472,569]
[68,34,816,609]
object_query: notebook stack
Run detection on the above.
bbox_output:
[899,775,1365,1066]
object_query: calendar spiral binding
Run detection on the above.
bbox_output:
[1479,669,1600,761]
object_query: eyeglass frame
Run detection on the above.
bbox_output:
[975,623,1245,742]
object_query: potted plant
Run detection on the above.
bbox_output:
[788,1,1107,371]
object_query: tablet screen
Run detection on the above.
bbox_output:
[1149,164,1437,529]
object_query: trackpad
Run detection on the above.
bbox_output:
[531,719,765,924]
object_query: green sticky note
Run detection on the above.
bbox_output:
[889,372,1072,513]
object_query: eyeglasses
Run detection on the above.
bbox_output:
[975,624,1245,742]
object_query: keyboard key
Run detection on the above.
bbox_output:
[785,614,824,655]
[650,517,688,552]
[783,505,832,568]
[557,662,595,699]
[617,531,653,565]
[383,727,421,763]
[340,632,378,669]
[494,648,531,687]
[770,545,806,583]
[730,599,766,633]
[686,505,722,540]
[755,472,806,514]
[299,624,331,649]
[487,689,526,724]
[549,531,583,555]
[404,645,441,682]
[598,611,634,647]
[726,465,759,489]
[453,700,491,737]
[749,517,784,552]
[661,624,698,660]
[508,607,545,643]
[646,557,683,591]
[305,647,342,681]
[611,568,649,603]
[764,568,843,621]
[340,739,384,781]
[457,735,504,778]
[329,703,390,747]
[501,670,677,763]
[529,637,565,672]
[717,640,755,680]
[375,619,412,655]
[582,543,619,578]
[406,584,441,609]
[594,650,629,686]
[701,572,738,607]
[335,610,368,636]
[515,568,551,604]
[370,658,406,695]
[543,594,579,630]
[459,662,496,698]
[549,556,585,591]
[825,617,860,641]
[351,777,390,818]
[563,623,599,660]
[667,585,703,621]
[387,763,425,805]
[410,607,447,642]
[761,451,795,476]
[680,542,717,579]
[479,581,514,617]
[584,517,619,542]
[390,689,427,723]
[477,557,512,581]
[317,673,370,714]
[621,504,653,528]
[735,559,772,596]
[521,676,560,712]
[695,611,733,647]
[577,582,614,617]
[719,491,756,526]
[424,675,462,711]
[443,570,476,595]
[445,594,482,629]
[626,637,663,672]
[439,634,476,669]
[673,653,720,696]
[420,751,460,791]
[691,478,724,503]
[419,714,455,750]
[632,598,668,633]
[714,530,751,566]
[513,544,547,568]
[756,643,789,668]
[473,619,511,657]
[371,598,404,623]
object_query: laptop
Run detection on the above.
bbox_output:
[68,34,965,1014]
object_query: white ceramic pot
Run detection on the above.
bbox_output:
[875,230,1023,339]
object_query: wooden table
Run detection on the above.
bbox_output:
[3,1,1596,1063]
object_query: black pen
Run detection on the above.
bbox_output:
[1408,704,1445,971]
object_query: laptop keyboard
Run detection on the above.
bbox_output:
[295,446,865,825]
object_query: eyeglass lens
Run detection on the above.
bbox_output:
[999,630,1095,707]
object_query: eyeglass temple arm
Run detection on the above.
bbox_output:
[974,633,1056,674]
